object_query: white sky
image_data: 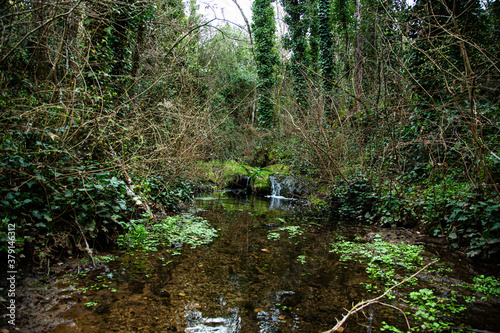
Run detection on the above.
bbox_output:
[193,0,287,36]
[196,0,254,28]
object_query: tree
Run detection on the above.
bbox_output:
[318,0,335,120]
[408,0,494,188]
[282,0,309,112]
[252,0,278,129]
[198,24,257,120]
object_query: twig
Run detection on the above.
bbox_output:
[73,212,95,267]
[0,0,84,65]
[322,260,436,333]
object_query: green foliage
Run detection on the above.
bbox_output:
[296,254,307,264]
[330,234,424,284]
[0,125,198,259]
[327,173,500,259]
[116,213,218,252]
[85,301,99,308]
[468,275,500,300]
[332,0,353,30]
[331,233,473,332]
[328,174,414,225]
[140,176,194,213]
[318,0,335,119]
[382,288,466,332]
[268,225,304,243]
[282,0,310,110]
[252,0,278,128]
[198,24,257,118]
[0,130,134,256]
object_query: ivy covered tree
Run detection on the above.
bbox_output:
[318,0,335,120]
[332,0,353,75]
[282,0,309,112]
[252,0,278,129]
[305,0,320,72]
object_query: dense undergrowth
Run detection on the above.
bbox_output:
[327,173,500,259]
[0,124,197,265]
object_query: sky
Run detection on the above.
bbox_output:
[193,0,287,35]
[196,0,254,28]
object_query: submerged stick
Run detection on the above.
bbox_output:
[322,260,436,333]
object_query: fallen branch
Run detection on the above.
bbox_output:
[74,217,95,267]
[322,260,437,333]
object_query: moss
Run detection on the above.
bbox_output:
[197,161,292,194]
[306,193,327,207]
[252,169,272,194]
[263,164,289,175]
[196,160,251,189]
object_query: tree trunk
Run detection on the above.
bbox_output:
[353,0,363,113]
[34,0,51,85]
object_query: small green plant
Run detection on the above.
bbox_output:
[85,301,99,307]
[116,213,218,252]
[267,232,281,240]
[330,234,424,284]
[297,254,306,264]
[410,288,466,331]
[468,275,500,300]
[363,283,378,293]
[268,225,304,243]
[381,286,467,332]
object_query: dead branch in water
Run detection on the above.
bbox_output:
[322,260,437,333]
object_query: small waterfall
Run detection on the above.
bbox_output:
[267,175,311,210]
[269,175,284,198]
[269,175,302,199]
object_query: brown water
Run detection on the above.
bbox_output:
[16,193,500,332]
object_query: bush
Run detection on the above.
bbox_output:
[327,174,500,259]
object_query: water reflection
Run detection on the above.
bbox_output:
[197,191,302,212]
[268,195,298,211]
[185,303,241,333]
[256,291,300,333]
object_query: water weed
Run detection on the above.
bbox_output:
[330,234,424,284]
[117,213,217,252]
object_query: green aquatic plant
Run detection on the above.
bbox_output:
[297,254,307,265]
[330,234,424,284]
[469,275,500,300]
[267,225,304,243]
[85,301,99,307]
[117,213,218,252]
[154,213,218,249]
[381,288,466,332]
[267,231,281,240]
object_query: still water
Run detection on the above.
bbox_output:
[44,192,499,332]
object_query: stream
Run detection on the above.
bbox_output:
[14,192,500,332]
